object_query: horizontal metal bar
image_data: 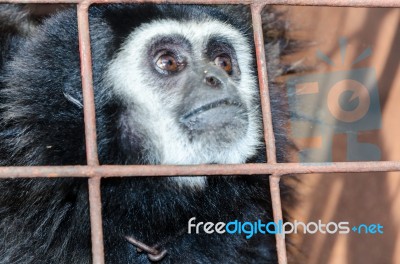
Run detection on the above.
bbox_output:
[0,0,398,7]
[0,161,399,178]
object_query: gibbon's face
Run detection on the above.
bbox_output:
[107,19,261,186]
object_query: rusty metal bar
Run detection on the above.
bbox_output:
[251,3,277,164]
[125,236,168,262]
[0,0,399,7]
[252,3,284,262]
[0,161,399,178]
[92,0,400,7]
[77,3,105,264]
[87,177,104,263]
[78,4,99,166]
[269,174,287,264]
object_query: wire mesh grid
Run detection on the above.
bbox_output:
[0,0,399,263]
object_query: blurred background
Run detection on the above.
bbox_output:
[277,6,400,264]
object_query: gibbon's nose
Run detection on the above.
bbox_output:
[203,68,226,89]
[205,75,222,88]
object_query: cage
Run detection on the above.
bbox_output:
[0,1,398,264]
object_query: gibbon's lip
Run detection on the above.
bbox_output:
[181,98,243,121]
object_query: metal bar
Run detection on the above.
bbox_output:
[270,174,287,264]
[78,5,99,166]
[125,236,168,261]
[251,3,277,164]
[87,177,104,264]
[251,4,286,262]
[0,161,399,178]
[0,0,399,7]
[77,3,105,264]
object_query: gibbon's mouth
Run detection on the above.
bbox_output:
[179,98,248,134]
[181,99,243,121]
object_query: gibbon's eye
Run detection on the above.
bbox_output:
[214,55,232,74]
[155,53,183,73]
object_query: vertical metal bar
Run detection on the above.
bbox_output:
[270,174,287,264]
[77,3,105,264]
[251,3,277,164]
[87,177,104,264]
[251,4,287,264]
[77,3,99,166]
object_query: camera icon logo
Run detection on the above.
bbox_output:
[287,38,381,163]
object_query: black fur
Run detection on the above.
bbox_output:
[0,4,295,263]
